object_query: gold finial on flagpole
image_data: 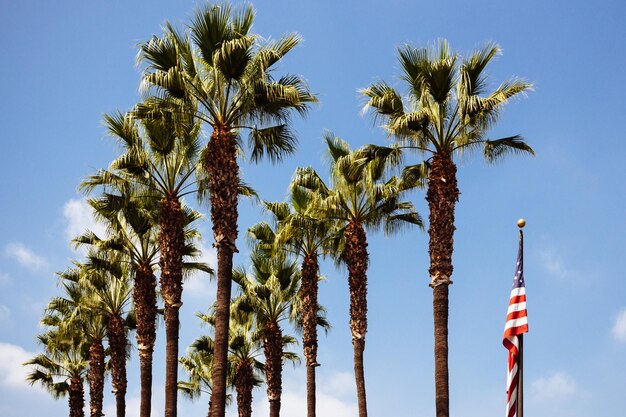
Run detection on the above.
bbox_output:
[517,218,526,229]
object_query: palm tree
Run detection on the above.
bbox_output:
[46,266,108,417]
[292,133,422,417]
[94,108,213,417]
[179,309,264,417]
[360,40,533,417]
[232,250,302,417]
[136,5,316,415]
[92,268,133,417]
[25,322,89,417]
[75,185,161,417]
[248,194,335,417]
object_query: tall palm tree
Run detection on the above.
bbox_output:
[46,266,108,417]
[232,250,302,417]
[94,108,213,417]
[292,133,422,417]
[360,40,533,417]
[136,5,316,415]
[248,194,335,417]
[25,322,89,417]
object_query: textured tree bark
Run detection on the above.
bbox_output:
[208,125,239,417]
[426,152,459,417]
[108,314,127,417]
[88,340,105,417]
[69,375,85,417]
[163,305,180,417]
[353,338,367,417]
[264,322,283,417]
[300,253,319,417]
[135,262,157,417]
[160,196,185,417]
[344,221,369,417]
[306,365,317,417]
[234,359,254,417]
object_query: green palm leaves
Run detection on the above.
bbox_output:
[136,3,316,163]
[362,39,533,159]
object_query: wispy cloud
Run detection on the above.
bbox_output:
[0,304,10,322]
[0,342,35,389]
[0,272,9,284]
[4,243,48,271]
[63,198,107,243]
[539,249,570,279]
[611,308,626,343]
[531,371,577,401]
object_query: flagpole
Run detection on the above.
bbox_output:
[516,220,525,417]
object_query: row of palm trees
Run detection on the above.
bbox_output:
[24,3,533,417]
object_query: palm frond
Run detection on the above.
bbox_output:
[484,135,534,163]
[249,124,297,163]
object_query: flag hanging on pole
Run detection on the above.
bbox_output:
[503,233,528,417]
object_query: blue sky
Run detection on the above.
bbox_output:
[1,1,625,417]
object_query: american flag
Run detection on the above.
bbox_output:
[503,237,528,417]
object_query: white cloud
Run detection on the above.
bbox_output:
[320,370,355,398]
[4,243,48,271]
[0,342,35,389]
[539,249,569,279]
[531,371,577,401]
[251,371,357,417]
[63,198,107,242]
[0,304,10,321]
[196,240,217,269]
[276,389,357,417]
[611,308,626,343]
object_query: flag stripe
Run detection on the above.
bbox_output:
[507,302,527,314]
[506,310,527,320]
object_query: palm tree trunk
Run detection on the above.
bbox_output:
[344,221,369,417]
[426,152,459,417]
[164,305,180,417]
[69,375,85,417]
[264,322,283,417]
[88,340,105,417]
[306,366,316,417]
[207,125,239,417]
[107,314,127,417]
[300,253,319,417]
[234,360,254,417]
[135,263,157,417]
[160,196,185,417]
